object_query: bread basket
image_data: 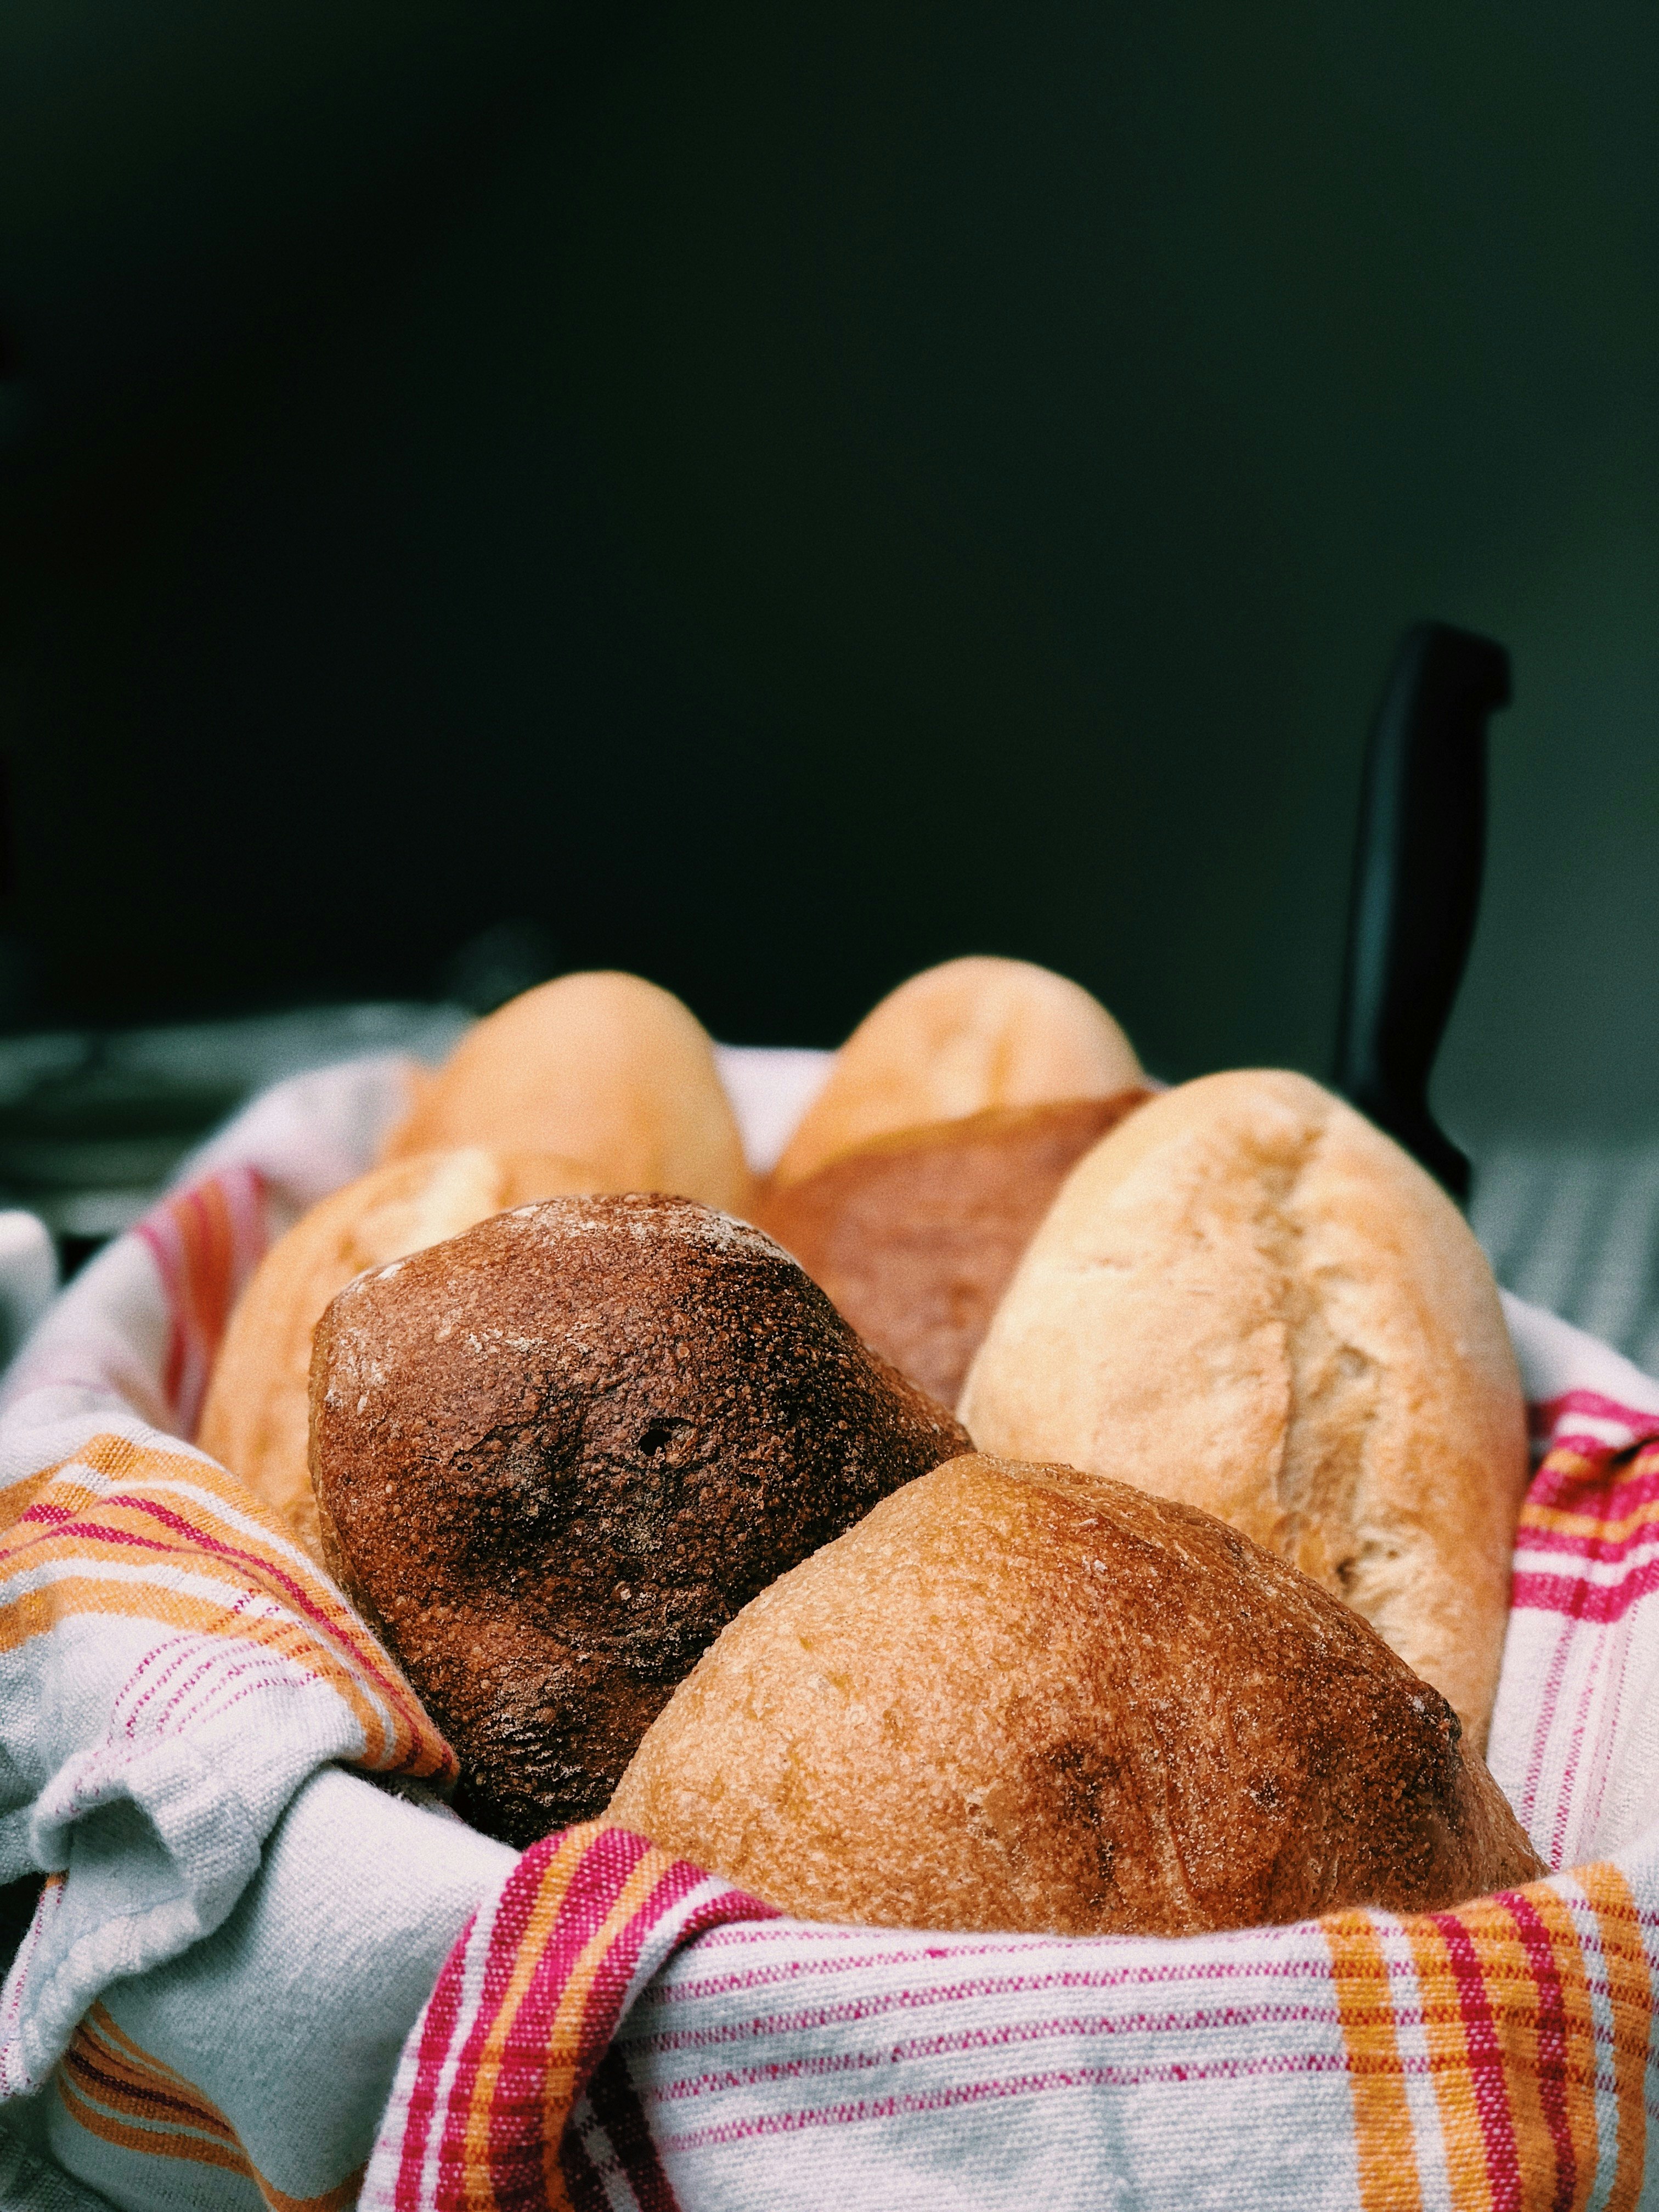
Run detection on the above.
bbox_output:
[0,629,1652,2209]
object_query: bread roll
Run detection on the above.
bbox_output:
[772,957,1142,1187]
[384,970,752,1213]
[607,1454,1543,1936]
[959,1070,1528,1749]
[198,1147,592,1559]
[756,1093,1149,1406]
[311,1195,970,1844]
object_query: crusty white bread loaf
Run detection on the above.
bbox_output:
[199,1147,592,1558]
[771,957,1142,1187]
[607,1453,1543,1935]
[382,970,752,1214]
[958,1070,1528,1750]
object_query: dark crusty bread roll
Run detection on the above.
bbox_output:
[606,1454,1544,1936]
[773,956,1142,1187]
[755,1093,1150,1408]
[959,1070,1529,1751]
[199,1146,594,1561]
[383,970,753,1215]
[310,1194,970,1844]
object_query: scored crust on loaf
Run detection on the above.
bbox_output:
[958,1070,1528,1750]
[382,970,752,1213]
[606,1454,1543,1936]
[309,1193,971,1844]
[756,1092,1150,1407]
[772,956,1143,1187]
[198,1146,594,1559]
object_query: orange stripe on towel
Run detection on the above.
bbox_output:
[59,2006,363,2211]
[1325,1910,1424,2212]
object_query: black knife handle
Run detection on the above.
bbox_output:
[1334,622,1511,1205]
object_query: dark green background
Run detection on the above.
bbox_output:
[2,1,1656,1142]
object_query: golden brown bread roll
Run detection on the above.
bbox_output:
[310,1195,971,1844]
[958,1069,1528,1750]
[772,956,1142,1187]
[383,970,752,1214]
[199,1147,592,1559]
[607,1454,1543,1936]
[755,1092,1150,1406]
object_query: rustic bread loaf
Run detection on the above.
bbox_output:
[958,1070,1528,1750]
[383,970,752,1214]
[772,956,1142,1187]
[198,1146,592,1559]
[606,1453,1544,1936]
[310,1194,970,1844]
[756,1093,1150,1407]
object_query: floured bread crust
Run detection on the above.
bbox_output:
[772,956,1142,1187]
[958,1070,1528,1748]
[310,1194,970,1844]
[382,970,752,1213]
[198,1146,592,1558]
[606,1454,1543,1934]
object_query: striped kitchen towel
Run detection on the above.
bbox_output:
[0,1055,526,2210]
[370,1821,1655,2212]
[0,1052,1655,2209]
